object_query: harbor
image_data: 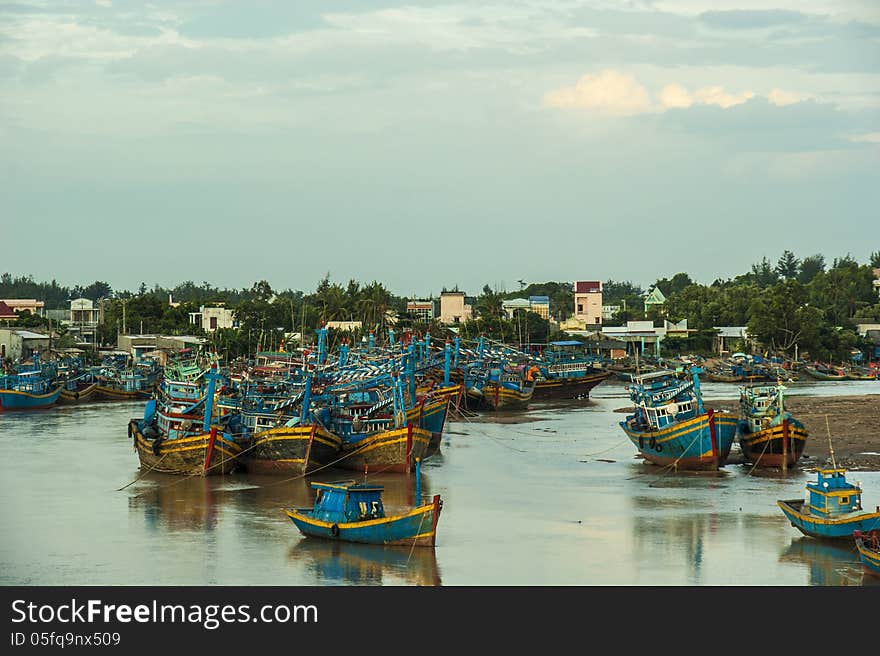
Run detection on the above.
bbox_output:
[2,376,878,586]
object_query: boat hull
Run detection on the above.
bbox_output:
[801,367,845,381]
[58,383,99,404]
[738,418,808,468]
[129,419,241,476]
[242,424,342,475]
[466,382,534,411]
[286,496,442,547]
[337,425,433,473]
[96,385,153,401]
[855,531,880,576]
[0,385,62,411]
[532,371,612,400]
[777,499,880,539]
[621,410,738,470]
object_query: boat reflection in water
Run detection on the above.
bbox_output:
[128,473,223,533]
[779,538,868,586]
[289,540,441,586]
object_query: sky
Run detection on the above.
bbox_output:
[1,0,878,298]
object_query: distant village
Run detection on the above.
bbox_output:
[3,262,880,367]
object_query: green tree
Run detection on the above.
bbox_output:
[870,251,880,268]
[797,254,825,284]
[748,280,821,354]
[775,250,800,280]
[750,257,779,287]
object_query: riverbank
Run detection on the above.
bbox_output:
[616,393,880,471]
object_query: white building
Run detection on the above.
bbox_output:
[439,291,473,324]
[189,305,236,332]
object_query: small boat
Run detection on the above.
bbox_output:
[801,365,846,381]
[285,481,443,547]
[737,384,808,469]
[777,468,880,539]
[528,341,613,400]
[620,367,738,471]
[853,530,880,576]
[464,362,536,411]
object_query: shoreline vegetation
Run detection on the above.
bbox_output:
[615,393,880,472]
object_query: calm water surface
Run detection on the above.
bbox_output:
[2,379,878,586]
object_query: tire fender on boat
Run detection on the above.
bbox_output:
[330,524,340,538]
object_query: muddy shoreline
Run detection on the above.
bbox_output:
[615,394,880,472]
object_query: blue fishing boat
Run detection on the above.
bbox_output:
[853,530,880,577]
[620,367,738,470]
[529,340,613,400]
[285,480,443,547]
[737,383,808,469]
[777,468,880,539]
[0,353,62,411]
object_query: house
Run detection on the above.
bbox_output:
[643,287,666,315]
[188,304,236,332]
[501,298,531,319]
[69,298,103,346]
[600,321,664,356]
[573,281,603,327]
[601,305,621,321]
[0,301,18,323]
[406,300,435,321]
[713,326,751,356]
[873,268,880,297]
[528,296,550,320]
[326,321,362,332]
[0,299,45,317]
[0,328,51,362]
[439,291,473,324]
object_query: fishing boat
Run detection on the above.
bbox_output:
[737,384,808,469]
[0,354,62,411]
[529,341,613,400]
[843,367,877,381]
[777,468,880,539]
[465,362,536,411]
[801,365,846,381]
[619,367,738,471]
[853,530,880,576]
[129,364,241,475]
[285,480,443,547]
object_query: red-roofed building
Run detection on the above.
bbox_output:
[574,281,603,327]
[0,301,18,322]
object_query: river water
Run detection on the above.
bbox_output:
[1,379,878,586]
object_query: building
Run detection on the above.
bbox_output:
[0,328,51,362]
[573,281,603,327]
[116,334,206,364]
[439,291,473,324]
[873,268,880,297]
[188,305,236,332]
[643,286,667,314]
[713,326,751,356]
[600,321,664,356]
[325,321,362,332]
[0,301,18,323]
[528,296,550,320]
[663,319,693,339]
[69,298,103,346]
[601,305,621,322]
[0,299,45,317]
[501,298,531,319]
[406,300,435,321]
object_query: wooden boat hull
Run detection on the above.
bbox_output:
[532,371,612,400]
[621,410,738,470]
[58,383,99,404]
[706,372,743,383]
[96,385,153,401]
[286,495,442,547]
[129,419,241,476]
[337,425,433,473]
[0,385,62,411]
[854,531,880,576]
[777,499,880,539]
[466,382,534,411]
[242,424,342,475]
[738,418,808,468]
[407,398,449,458]
[802,367,845,381]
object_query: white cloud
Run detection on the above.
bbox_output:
[658,83,693,108]
[849,131,880,143]
[694,85,755,108]
[768,88,806,106]
[542,69,652,116]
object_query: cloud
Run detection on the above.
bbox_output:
[657,83,693,108]
[849,132,880,143]
[698,10,808,30]
[768,88,805,106]
[693,85,754,108]
[542,69,652,116]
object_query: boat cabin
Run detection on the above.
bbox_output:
[310,481,386,523]
[638,399,696,429]
[806,469,863,516]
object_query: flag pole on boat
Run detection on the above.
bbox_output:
[825,414,836,469]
